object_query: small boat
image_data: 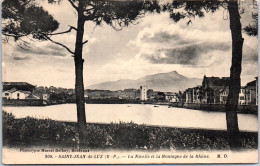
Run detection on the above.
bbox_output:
[154,105,159,107]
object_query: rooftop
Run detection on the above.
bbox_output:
[203,76,230,87]
[3,82,35,91]
[3,82,35,86]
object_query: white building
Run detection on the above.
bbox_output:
[42,94,49,100]
[192,86,201,103]
[239,87,246,105]
[219,88,229,104]
[140,86,147,101]
[2,88,36,100]
[219,87,247,105]
[170,94,179,103]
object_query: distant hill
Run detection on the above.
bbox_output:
[87,71,202,92]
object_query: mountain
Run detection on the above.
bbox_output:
[87,71,202,92]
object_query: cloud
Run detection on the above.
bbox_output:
[130,22,232,66]
[140,41,230,65]
[2,4,258,88]
[12,56,31,61]
[242,36,258,63]
[13,43,67,57]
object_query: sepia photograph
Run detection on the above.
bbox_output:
[1,0,258,164]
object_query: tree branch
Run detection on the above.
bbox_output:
[46,36,74,55]
[2,32,27,39]
[67,0,78,11]
[69,25,77,31]
[84,7,94,12]
[46,26,77,36]
[82,40,88,45]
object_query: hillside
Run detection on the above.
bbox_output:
[87,71,202,92]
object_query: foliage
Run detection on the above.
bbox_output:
[2,111,79,147]
[244,13,258,36]
[2,0,59,41]
[2,0,161,43]
[162,1,222,24]
[3,111,257,150]
[2,0,224,42]
[49,92,67,101]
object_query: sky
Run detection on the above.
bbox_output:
[2,0,258,88]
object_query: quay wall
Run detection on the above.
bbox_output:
[169,102,258,114]
[2,99,47,106]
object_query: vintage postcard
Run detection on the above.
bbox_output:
[1,0,258,164]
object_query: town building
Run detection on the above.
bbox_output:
[185,88,193,103]
[165,92,174,101]
[42,94,49,100]
[124,89,139,99]
[84,89,115,99]
[185,86,201,103]
[147,90,159,100]
[219,87,229,104]
[168,93,179,103]
[239,87,246,105]
[192,86,201,103]
[184,76,258,106]
[165,92,180,102]
[2,88,31,99]
[201,76,230,104]
[140,86,147,101]
[2,82,38,100]
[3,82,35,92]
[244,78,258,105]
[84,89,140,100]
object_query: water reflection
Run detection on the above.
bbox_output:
[2,104,258,132]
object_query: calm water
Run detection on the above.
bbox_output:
[2,104,258,132]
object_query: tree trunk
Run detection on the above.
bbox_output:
[225,0,244,149]
[74,1,87,145]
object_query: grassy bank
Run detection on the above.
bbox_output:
[3,111,257,150]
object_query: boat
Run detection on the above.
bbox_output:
[154,105,159,107]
